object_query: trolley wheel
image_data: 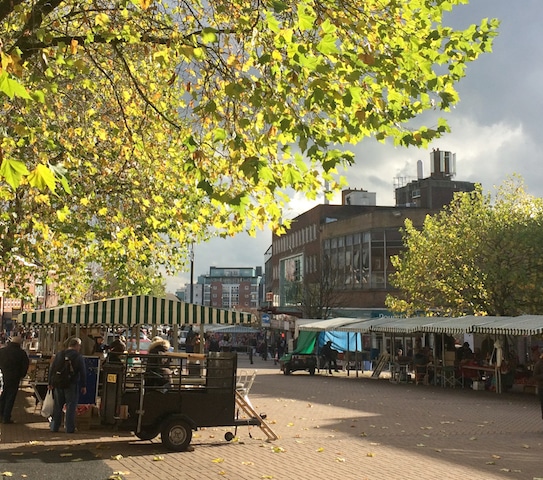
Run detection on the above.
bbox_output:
[283,366,291,375]
[135,429,158,441]
[161,418,193,451]
[309,368,315,376]
[224,431,235,442]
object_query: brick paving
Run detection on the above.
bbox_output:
[1,354,543,480]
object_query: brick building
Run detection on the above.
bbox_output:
[265,150,476,316]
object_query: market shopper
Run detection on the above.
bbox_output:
[145,337,172,388]
[0,336,29,424]
[533,349,543,421]
[93,335,107,354]
[105,339,126,364]
[48,337,87,433]
[321,340,339,374]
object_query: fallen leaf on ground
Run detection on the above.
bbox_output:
[212,458,224,463]
[111,454,124,460]
[153,456,164,461]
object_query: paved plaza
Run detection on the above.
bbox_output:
[1,354,543,480]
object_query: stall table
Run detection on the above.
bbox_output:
[461,364,501,393]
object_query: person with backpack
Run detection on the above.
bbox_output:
[48,337,87,433]
[0,335,29,424]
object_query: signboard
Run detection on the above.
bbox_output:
[261,313,271,327]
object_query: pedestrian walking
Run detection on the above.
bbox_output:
[48,337,87,433]
[0,335,29,424]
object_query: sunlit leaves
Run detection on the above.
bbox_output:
[0,72,31,100]
[0,158,30,189]
[95,13,110,27]
[27,164,57,192]
[0,0,498,302]
[297,4,316,32]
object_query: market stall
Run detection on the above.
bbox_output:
[17,295,255,407]
[299,314,543,392]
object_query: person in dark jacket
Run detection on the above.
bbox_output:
[533,349,543,421]
[48,337,87,433]
[321,340,339,374]
[0,335,29,424]
[105,339,126,364]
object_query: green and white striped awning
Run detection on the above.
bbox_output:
[17,295,254,327]
[470,315,543,336]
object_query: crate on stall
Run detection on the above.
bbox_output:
[76,404,100,430]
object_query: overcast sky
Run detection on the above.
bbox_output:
[165,0,543,293]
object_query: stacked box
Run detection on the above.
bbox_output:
[75,405,92,430]
[472,381,485,391]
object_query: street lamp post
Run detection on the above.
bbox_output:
[189,243,194,304]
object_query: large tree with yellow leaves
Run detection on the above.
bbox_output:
[386,178,543,317]
[0,0,497,302]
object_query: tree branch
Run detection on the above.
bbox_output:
[111,43,182,130]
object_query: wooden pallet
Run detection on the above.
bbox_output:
[371,353,390,379]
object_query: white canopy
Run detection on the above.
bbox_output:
[470,315,543,336]
[298,317,370,332]
[298,314,543,337]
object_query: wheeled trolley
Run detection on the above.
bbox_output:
[100,351,276,451]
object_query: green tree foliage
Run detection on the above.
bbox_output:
[386,178,543,317]
[0,0,498,301]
